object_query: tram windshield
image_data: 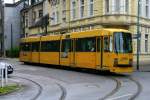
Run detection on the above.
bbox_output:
[114,32,132,53]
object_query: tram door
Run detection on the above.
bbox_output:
[102,36,112,70]
[96,37,103,69]
[60,39,72,66]
[23,43,32,62]
[31,42,40,63]
[70,39,75,66]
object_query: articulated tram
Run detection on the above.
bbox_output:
[19,29,133,73]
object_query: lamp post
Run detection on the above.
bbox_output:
[137,0,140,71]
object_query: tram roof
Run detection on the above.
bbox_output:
[62,28,131,39]
[21,36,41,43]
[21,28,131,42]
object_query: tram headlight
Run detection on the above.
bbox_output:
[129,59,133,66]
[114,58,118,67]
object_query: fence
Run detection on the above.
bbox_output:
[0,62,8,88]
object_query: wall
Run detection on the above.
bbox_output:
[4,2,24,50]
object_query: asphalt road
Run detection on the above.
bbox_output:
[0,58,150,100]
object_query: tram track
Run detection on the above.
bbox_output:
[128,77,142,100]
[99,77,122,100]
[12,76,43,100]
[12,75,68,100]
[9,62,142,100]
[100,76,142,100]
[56,83,67,100]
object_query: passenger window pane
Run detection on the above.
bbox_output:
[61,39,71,52]
[76,37,96,52]
[61,39,71,58]
[110,36,113,52]
[32,42,39,52]
[41,41,60,52]
[97,38,101,52]
[41,42,47,51]
[22,43,30,51]
[104,37,109,52]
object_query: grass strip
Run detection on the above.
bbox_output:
[0,84,20,95]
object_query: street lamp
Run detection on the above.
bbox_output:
[137,0,140,71]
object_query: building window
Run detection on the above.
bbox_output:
[51,12,55,25]
[62,0,66,9]
[88,0,94,16]
[62,10,66,22]
[33,11,36,21]
[56,11,59,23]
[71,1,76,19]
[146,0,149,17]
[51,11,59,24]
[145,27,149,34]
[38,10,43,18]
[115,0,120,13]
[105,0,109,13]
[80,0,84,18]
[125,0,129,13]
[145,34,148,52]
[25,19,28,27]
[105,0,128,14]
[50,0,60,6]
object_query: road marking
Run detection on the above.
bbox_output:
[106,94,133,100]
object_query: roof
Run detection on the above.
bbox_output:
[5,0,24,7]
[21,0,43,12]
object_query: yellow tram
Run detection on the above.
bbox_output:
[20,29,133,73]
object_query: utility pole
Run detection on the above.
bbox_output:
[137,0,140,71]
[68,0,71,33]
[0,0,5,57]
[11,24,13,58]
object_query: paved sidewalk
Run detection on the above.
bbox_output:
[133,55,150,62]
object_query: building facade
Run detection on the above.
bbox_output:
[3,1,24,51]
[21,0,150,55]
[21,0,50,37]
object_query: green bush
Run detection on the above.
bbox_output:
[6,47,19,58]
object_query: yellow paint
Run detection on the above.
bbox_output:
[40,52,60,65]
[31,52,40,63]
[75,52,96,69]
[19,52,32,62]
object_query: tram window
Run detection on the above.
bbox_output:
[32,42,39,52]
[97,38,101,52]
[20,43,24,51]
[104,37,110,52]
[61,39,71,52]
[110,36,113,52]
[76,37,96,52]
[22,43,31,51]
[61,39,71,58]
[51,41,60,52]
[41,41,60,52]
[41,42,47,51]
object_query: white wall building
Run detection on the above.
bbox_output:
[3,1,24,50]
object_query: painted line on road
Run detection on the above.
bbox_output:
[106,94,133,100]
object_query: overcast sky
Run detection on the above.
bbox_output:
[4,0,19,3]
